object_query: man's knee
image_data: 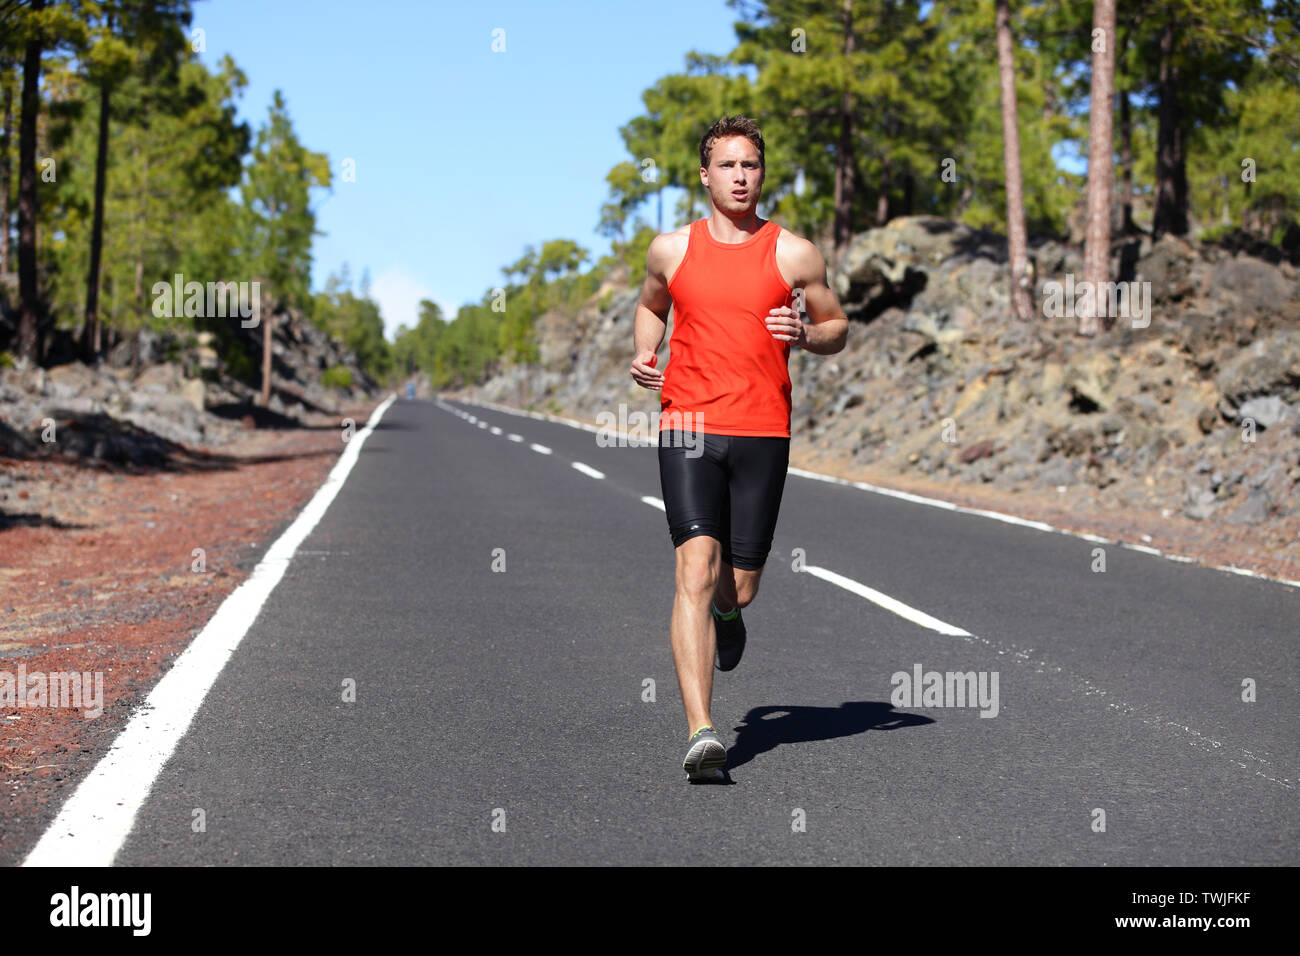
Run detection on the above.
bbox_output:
[675,535,720,597]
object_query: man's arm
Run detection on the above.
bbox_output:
[768,235,848,355]
[792,239,848,354]
[630,235,676,389]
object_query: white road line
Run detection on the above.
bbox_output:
[459,398,1300,590]
[530,443,552,455]
[641,496,665,511]
[23,393,399,867]
[489,426,502,435]
[507,434,523,442]
[795,561,1293,788]
[800,564,972,637]
[572,462,605,480]
[477,421,487,429]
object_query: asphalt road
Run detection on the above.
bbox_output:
[48,394,1299,864]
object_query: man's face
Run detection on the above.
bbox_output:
[701,135,764,214]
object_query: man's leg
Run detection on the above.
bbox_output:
[714,563,764,613]
[671,534,723,735]
[659,429,730,735]
[711,436,789,647]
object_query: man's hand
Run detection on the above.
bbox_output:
[630,349,663,389]
[765,306,807,348]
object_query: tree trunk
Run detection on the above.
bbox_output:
[1118,87,1137,234]
[1152,17,1187,238]
[16,0,46,363]
[1080,0,1116,336]
[132,257,143,378]
[995,0,1032,322]
[260,302,272,407]
[0,68,13,273]
[876,154,890,226]
[831,0,856,268]
[83,81,111,362]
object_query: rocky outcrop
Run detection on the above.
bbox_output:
[0,306,382,466]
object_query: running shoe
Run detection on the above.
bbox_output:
[713,604,747,671]
[682,725,727,781]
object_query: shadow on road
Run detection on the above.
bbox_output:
[726,701,934,772]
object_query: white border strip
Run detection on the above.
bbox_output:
[455,397,1300,591]
[23,393,399,867]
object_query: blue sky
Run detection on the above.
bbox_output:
[194,0,742,338]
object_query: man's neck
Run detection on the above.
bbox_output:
[706,207,764,243]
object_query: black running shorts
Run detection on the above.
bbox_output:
[657,430,791,571]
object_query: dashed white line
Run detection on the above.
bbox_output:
[460,398,1300,590]
[443,397,1296,789]
[800,564,972,637]
[530,443,552,455]
[489,426,502,435]
[507,434,523,442]
[572,462,605,480]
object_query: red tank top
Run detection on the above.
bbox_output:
[660,217,793,437]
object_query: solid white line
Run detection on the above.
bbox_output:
[641,496,665,511]
[530,443,552,455]
[800,564,972,637]
[788,466,1059,533]
[23,393,399,867]
[572,462,605,479]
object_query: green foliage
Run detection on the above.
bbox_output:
[1189,73,1300,236]
[241,89,330,313]
[321,365,352,390]
[311,266,391,382]
[220,335,256,383]
[495,237,592,363]
[394,295,501,389]
[43,43,250,341]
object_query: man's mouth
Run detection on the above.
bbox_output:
[732,190,748,199]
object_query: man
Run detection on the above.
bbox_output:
[629,115,849,781]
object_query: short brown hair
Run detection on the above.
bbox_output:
[699,115,765,170]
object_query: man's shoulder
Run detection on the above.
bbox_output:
[647,224,693,273]
[773,224,819,258]
[773,224,825,282]
[655,223,693,247]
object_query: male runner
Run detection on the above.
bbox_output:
[629,115,848,781]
